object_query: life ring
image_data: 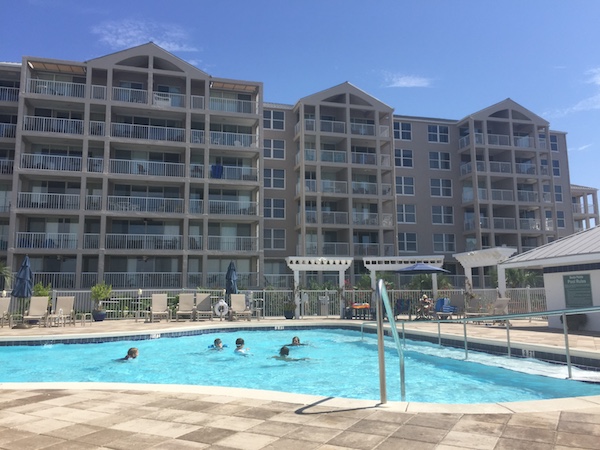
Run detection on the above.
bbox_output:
[214,300,229,317]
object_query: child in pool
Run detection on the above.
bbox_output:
[117,347,138,361]
[211,338,225,350]
[272,346,308,362]
[234,337,249,354]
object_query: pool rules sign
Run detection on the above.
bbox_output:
[563,274,593,308]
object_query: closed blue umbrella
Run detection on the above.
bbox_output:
[225,261,238,296]
[12,255,33,299]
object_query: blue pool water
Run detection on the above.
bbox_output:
[2,328,600,404]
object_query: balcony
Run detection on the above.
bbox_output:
[458,133,484,149]
[488,134,510,146]
[91,85,106,100]
[208,200,258,215]
[304,242,349,256]
[520,218,541,231]
[188,235,203,250]
[107,195,184,213]
[208,164,258,181]
[207,236,258,251]
[320,119,346,133]
[112,86,148,104]
[152,91,185,108]
[190,129,204,144]
[322,180,348,194]
[491,189,514,202]
[208,131,256,148]
[27,78,85,98]
[489,161,512,174]
[352,181,392,196]
[350,123,375,136]
[322,211,349,225]
[517,190,539,202]
[0,86,18,102]
[18,192,80,209]
[110,158,185,178]
[516,163,536,175]
[514,136,534,148]
[83,233,99,249]
[86,195,102,210]
[23,116,83,135]
[90,120,105,136]
[0,160,13,175]
[191,95,205,109]
[189,199,204,213]
[16,232,78,249]
[21,154,82,172]
[105,233,182,250]
[104,272,182,289]
[209,97,256,114]
[351,153,377,165]
[110,123,185,142]
[321,150,346,163]
[0,123,16,138]
[460,161,486,175]
[354,243,381,256]
[33,272,76,289]
[352,213,379,226]
[190,164,204,178]
[492,217,517,229]
[87,158,104,173]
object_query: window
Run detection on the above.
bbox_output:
[394,122,412,140]
[397,204,416,223]
[433,233,455,252]
[429,151,450,170]
[395,176,414,195]
[432,205,454,224]
[264,228,286,249]
[555,185,563,202]
[398,232,417,252]
[263,168,285,189]
[550,135,558,151]
[552,160,560,176]
[430,179,452,197]
[394,149,413,167]
[428,125,449,143]
[263,110,284,130]
[556,210,565,228]
[264,198,285,218]
[263,139,285,159]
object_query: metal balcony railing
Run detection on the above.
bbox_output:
[0,123,16,138]
[0,87,19,102]
[23,116,84,135]
[320,119,346,133]
[351,153,377,165]
[188,235,203,250]
[191,95,205,109]
[209,131,255,147]
[491,189,513,201]
[27,78,85,98]
[488,133,510,146]
[112,86,148,104]
[321,180,347,194]
[321,150,346,163]
[105,233,183,250]
[209,97,256,114]
[16,232,78,249]
[350,123,375,136]
[189,199,204,213]
[208,164,258,181]
[17,192,80,209]
[489,161,512,174]
[207,236,258,251]
[107,196,184,213]
[109,159,185,178]
[110,123,185,142]
[0,159,13,174]
[352,213,379,226]
[321,211,349,225]
[21,154,82,172]
[190,129,204,144]
[207,200,257,215]
[152,91,185,108]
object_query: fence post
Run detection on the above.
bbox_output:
[526,285,532,322]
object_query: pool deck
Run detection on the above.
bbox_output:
[0,317,600,449]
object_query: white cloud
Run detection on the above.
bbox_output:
[548,67,600,117]
[568,143,593,153]
[383,71,431,88]
[92,20,198,52]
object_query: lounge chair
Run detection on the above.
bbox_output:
[195,293,213,321]
[0,297,13,328]
[175,293,195,321]
[23,296,50,327]
[48,296,76,326]
[229,293,251,321]
[434,298,459,320]
[139,293,171,323]
[491,298,511,326]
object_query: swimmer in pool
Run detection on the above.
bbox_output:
[210,338,225,350]
[117,347,138,361]
[235,337,249,354]
[282,336,306,347]
[272,346,308,362]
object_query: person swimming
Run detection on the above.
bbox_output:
[117,347,138,362]
[282,336,306,346]
[272,346,308,362]
[234,337,249,354]
[209,338,226,350]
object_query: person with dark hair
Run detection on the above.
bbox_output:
[272,345,308,361]
[117,347,138,362]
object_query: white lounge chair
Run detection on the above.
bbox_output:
[229,293,251,321]
[175,293,195,321]
[139,293,171,323]
[48,296,75,326]
[195,293,213,321]
[23,296,50,327]
[0,297,13,328]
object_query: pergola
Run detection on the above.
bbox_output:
[453,247,517,295]
[363,256,446,298]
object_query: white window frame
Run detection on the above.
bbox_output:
[397,204,416,223]
[430,179,452,197]
[263,110,284,130]
[264,168,285,189]
[429,151,451,170]
[264,228,286,249]
[396,176,415,195]
[433,233,455,252]
[394,122,412,140]
[428,124,449,143]
[432,205,454,224]
[263,139,285,159]
[395,149,413,168]
[264,198,285,219]
[398,232,417,252]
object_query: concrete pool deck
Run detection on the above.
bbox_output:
[0,317,600,449]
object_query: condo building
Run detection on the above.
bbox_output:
[0,43,596,290]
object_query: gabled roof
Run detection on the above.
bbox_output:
[500,226,600,269]
[462,98,549,125]
[297,81,393,112]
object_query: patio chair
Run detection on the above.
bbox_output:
[23,296,50,327]
[195,293,213,321]
[434,298,458,320]
[175,293,195,322]
[229,293,252,321]
[0,297,13,328]
[491,297,511,326]
[48,296,76,326]
[139,293,171,323]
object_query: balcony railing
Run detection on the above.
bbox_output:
[16,232,78,249]
[493,217,517,229]
[458,133,484,149]
[109,159,185,178]
[23,116,83,135]
[27,78,85,98]
[18,192,80,209]
[351,153,377,165]
[189,199,204,213]
[208,200,258,215]
[304,242,349,256]
[107,195,184,213]
[110,123,185,142]
[350,123,375,136]
[191,95,205,109]
[112,86,148,104]
[188,235,203,250]
[91,85,106,100]
[0,123,16,138]
[516,163,536,175]
[190,129,204,144]
[209,131,255,147]
[322,180,347,194]
[520,218,541,230]
[321,150,346,163]
[105,233,182,250]
[517,190,538,202]
[209,97,256,114]
[86,195,102,210]
[304,148,316,162]
[514,136,534,148]
[488,133,510,146]
[460,161,486,175]
[322,211,349,225]
[104,272,182,289]
[489,161,512,174]
[83,233,99,249]
[0,87,19,102]
[206,236,258,251]
[21,154,82,172]
[90,120,105,136]
[320,119,346,133]
[352,213,379,226]
[208,164,258,181]
[0,160,13,175]
[190,164,204,178]
[491,189,514,202]
[32,272,76,289]
[152,91,185,108]
[354,243,381,256]
[352,181,379,195]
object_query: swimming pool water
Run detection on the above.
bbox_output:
[2,328,600,404]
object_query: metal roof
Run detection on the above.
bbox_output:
[500,226,600,269]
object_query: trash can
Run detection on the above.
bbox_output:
[318,295,329,317]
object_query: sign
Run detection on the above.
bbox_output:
[563,274,593,308]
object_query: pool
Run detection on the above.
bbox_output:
[2,328,600,404]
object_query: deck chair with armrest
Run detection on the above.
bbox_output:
[0,297,13,328]
[434,298,459,320]
[139,293,171,323]
[491,297,511,326]
[175,293,196,321]
[23,296,50,327]
[229,293,252,321]
[48,296,76,326]
[194,293,213,321]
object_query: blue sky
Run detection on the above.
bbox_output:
[3,0,600,189]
